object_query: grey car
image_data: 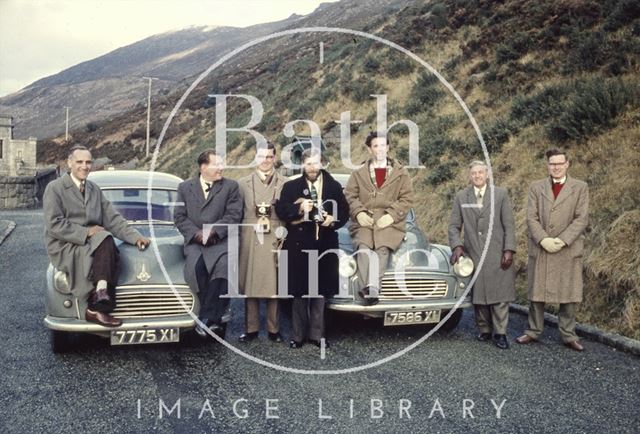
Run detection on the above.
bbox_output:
[327,173,473,330]
[44,170,226,352]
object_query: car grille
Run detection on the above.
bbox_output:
[379,272,449,300]
[112,287,194,318]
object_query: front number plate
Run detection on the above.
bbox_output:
[110,328,179,345]
[384,310,441,326]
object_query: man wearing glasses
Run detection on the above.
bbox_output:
[517,149,589,351]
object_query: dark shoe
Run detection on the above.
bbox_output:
[194,318,210,338]
[358,287,379,305]
[476,332,492,342]
[268,332,283,343]
[85,309,122,327]
[516,334,536,344]
[564,340,584,352]
[238,332,259,343]
[493,334,509,349]
[308,338,330,349]
[289,340,304,349]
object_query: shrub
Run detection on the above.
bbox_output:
[564,31,609,73]
[547,79,638,142]
[405,72,444,115]
[603,0,640,31]
[425,161,457,186]
[363,57,381,73]
[383,55,415,78]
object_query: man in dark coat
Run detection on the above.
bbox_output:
[275,149,349,349]
[174,149,243,337]
[516,149,589,352]
[43,145,149,327]
[448,160,516,349]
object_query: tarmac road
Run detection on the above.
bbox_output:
[0,209,638,433]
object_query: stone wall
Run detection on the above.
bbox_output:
[0,176,36,209]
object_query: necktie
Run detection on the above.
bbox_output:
[476,191,483,206]
[309,183,318,201]
[205,182,212,193]
[79,181,85,197]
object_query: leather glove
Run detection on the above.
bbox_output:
[501,250,513,270]
[540,237,562,253]
[192,230,204,245]
[356,212,374,227]
[205,230,219,246]
[376,214,394,229]
[135,237,151,251]
[450,246,464,265]
[553,238,566,249]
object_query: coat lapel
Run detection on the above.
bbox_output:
[62,173,85,205]
[553,176,575,207]
[541,179,555,204]
[203,178,223,208]
[188,176,205,208]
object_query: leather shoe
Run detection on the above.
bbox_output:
[565,340,584,352]
[289,340,304,349]
[358,287,379,305]
[85,309,122,327]
[308,338,330,349]
[493,334,509,349]
[194,318,211,338]
[516,334,536,344]
[268,332,283,343]
[476,332,492,342]
[238,332,259,343]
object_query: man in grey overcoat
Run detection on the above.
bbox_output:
[43,146,149,327]
[174,149,243,337]
[517,149,589,351]
[448,160,516,349]
[237,143,287,343]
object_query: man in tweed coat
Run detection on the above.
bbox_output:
[517,149,589,352]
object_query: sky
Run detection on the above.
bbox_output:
[0,0,337,97]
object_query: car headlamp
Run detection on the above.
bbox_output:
[453,256,474,278]
[338,255,357,278]
[53,270,71,294]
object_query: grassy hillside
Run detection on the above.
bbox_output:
[41,0,640,338]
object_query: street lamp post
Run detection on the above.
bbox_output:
[64,106,70,141]
[142,77,157,157]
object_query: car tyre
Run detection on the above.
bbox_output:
[50,329,73,353]
[439,309,463,333]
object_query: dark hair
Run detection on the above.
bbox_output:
[197,149,218,166]
[545,148,569,162]
[365,131,389,147]
[258,142,276,156]
[67,145,89,159]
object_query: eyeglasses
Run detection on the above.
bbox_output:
[547,162,567,167]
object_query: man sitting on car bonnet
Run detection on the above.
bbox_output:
[43,146,150,327]
[345,132,414,304]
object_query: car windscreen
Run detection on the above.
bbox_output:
[102,188,178,223]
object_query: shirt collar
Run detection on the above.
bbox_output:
[473,184,487,197]
[551,176,567,185]
[200,175,215,193]
[69,173,83,189]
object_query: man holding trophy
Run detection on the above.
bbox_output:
[238,143,288,343]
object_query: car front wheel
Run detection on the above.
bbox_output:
[50,329,73,353]
[439,309,463,333]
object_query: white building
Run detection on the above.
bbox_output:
[0,115,37,176]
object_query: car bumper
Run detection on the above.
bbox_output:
[44,311,232,333]
[326,298,472,313]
